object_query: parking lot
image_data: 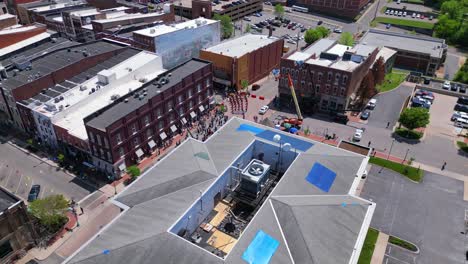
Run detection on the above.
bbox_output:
[382,8,437,21]
[419,80,467,95]
[424,92,459,138]
[0,142,92,202]
[361,166,468,264]
[236,10,343,50]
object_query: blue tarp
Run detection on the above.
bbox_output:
[305,162,337,192]
[256,130,314,152]
[242,230,279,264]
[237,124,265,134]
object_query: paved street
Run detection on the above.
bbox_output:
[366,83,413,129]
[445,53,463,80]
[0,142,92,201]
[361,166,468,264]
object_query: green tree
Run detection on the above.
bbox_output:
[441,0,464,19]
[454,59,468,84]
[358,72,377,102]
[338,32,354,46]
[316,26,329,37]
[57,153,65,165]
[304,29,321,44]
[240,80,249,90]
[245,23,251,33]
[29,195,69,232]
[274,4,285,18]
[434,14,461,42]
[399,108,430,131]
[213,14,234,39]
[127,165,141,179]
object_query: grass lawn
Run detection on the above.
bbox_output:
[457,141,468,153]
[389,236,418,252]
[376,70,408,92]
[374,17,434,29]
[369,157,424,182]
[358,228,380,264]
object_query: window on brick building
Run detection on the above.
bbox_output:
[333,86,337,95]
[177,94,183,104]
[197,83,202,92]
[310,71,314,80]
[206,90,210,97]
[206,78,211,87]
[189,100,194,109]
[100,149,105,159]
[118,147,125,158]
[144,115,150,126]
[158,120,164,130]
[115,133,122,144]
[146,128,152,139]
[104,138,109,148]
[301,81,305,87]
[326,84,330,93]
[167,100,173,111]
[89,132,94,143]
[133,137,140,147]
[335,74,340,83]
[318,73,322,81]
[97,135,102,146]
[107,151,111,161]
[340,87,345,96]
[131,123,138,135]
[92,145,97,155]
[343,75,348,84]
[188,89,193,98]
[315,84,320,93]
[179,106,185,116]
[198,95,203,104]
[327,72,332,81]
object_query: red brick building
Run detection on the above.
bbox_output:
[287,0,371,18]
[200,34,284,90]
[0,13,17,30]
[83,59,213,176]
[278,39,378,113]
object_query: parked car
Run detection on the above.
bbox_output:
[412,13,416,18]
[416,13,421,18]
[398,11,403,16]
[454,103,468,113]
[243,16,251,21]
[442,80,451,89]
[451,111,468,121]
[423,77,431,85]
[390,10,395,15]
[334,28,342,33]
[454,117,468,128]
[385,9,390,15]
[429,15,433,20]
[333,112,349,124]
[420,14,425,19]
[366,98,377,109]
[451,84,458,91]
[353,129,364,142]
[317,20,323,25]
[386,24,391,29]
[258,105,269,114]
[360,111,371,120]
[457,97,468,105]
[28,185,41,202]
[403,11,407,17]
[397,0,401,3]
[460,86,467,93]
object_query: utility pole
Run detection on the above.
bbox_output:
[387,139,395,160]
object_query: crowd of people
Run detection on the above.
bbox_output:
[192,108,228,142]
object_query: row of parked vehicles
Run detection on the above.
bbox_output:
[412,89,434,109]
[443,80,467,93]
[385,9,433,20]
[452,97,468,128]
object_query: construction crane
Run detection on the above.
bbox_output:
[282,73,303,128]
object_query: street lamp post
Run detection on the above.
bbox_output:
[403,148,410,164]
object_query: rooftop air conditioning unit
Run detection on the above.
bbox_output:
[80,85,87,91]
[110,94,120,100]
[240,159,270,196]
[150,28,156,34]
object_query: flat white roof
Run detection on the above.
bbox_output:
[134,18,218,37]
[0,13,15,20]
[94,12,164,24]
[0,32,51,57]
[0,25,37,35]
[70,8,99,17]
[327,44,350,56]
[287,39,336,62]
[204,34,279,57]
[53,52,167,140]
[30,1,86,12]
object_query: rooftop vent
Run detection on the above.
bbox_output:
[139,95,144,100]
[124,98,129,103]
[110,94,120,100]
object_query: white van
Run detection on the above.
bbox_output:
[367,99,377,110]
[454,118,468,128]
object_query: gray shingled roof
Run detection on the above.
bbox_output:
[66,118,374,264]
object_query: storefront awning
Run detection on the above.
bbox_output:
[135,148,144,158]
[118,163,126,171]
[160,132,167,140]
[190,111,196,118]
[148,139,156,148]
[170,125,177,133]
[199,105,205,112]
[181,117,187,124]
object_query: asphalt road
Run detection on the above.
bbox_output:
[361,166,468,264]
[445,53,461,80]
[0,142,92,201]
[366,83,413,129]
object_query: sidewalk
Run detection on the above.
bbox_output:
[371,232,389,264]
